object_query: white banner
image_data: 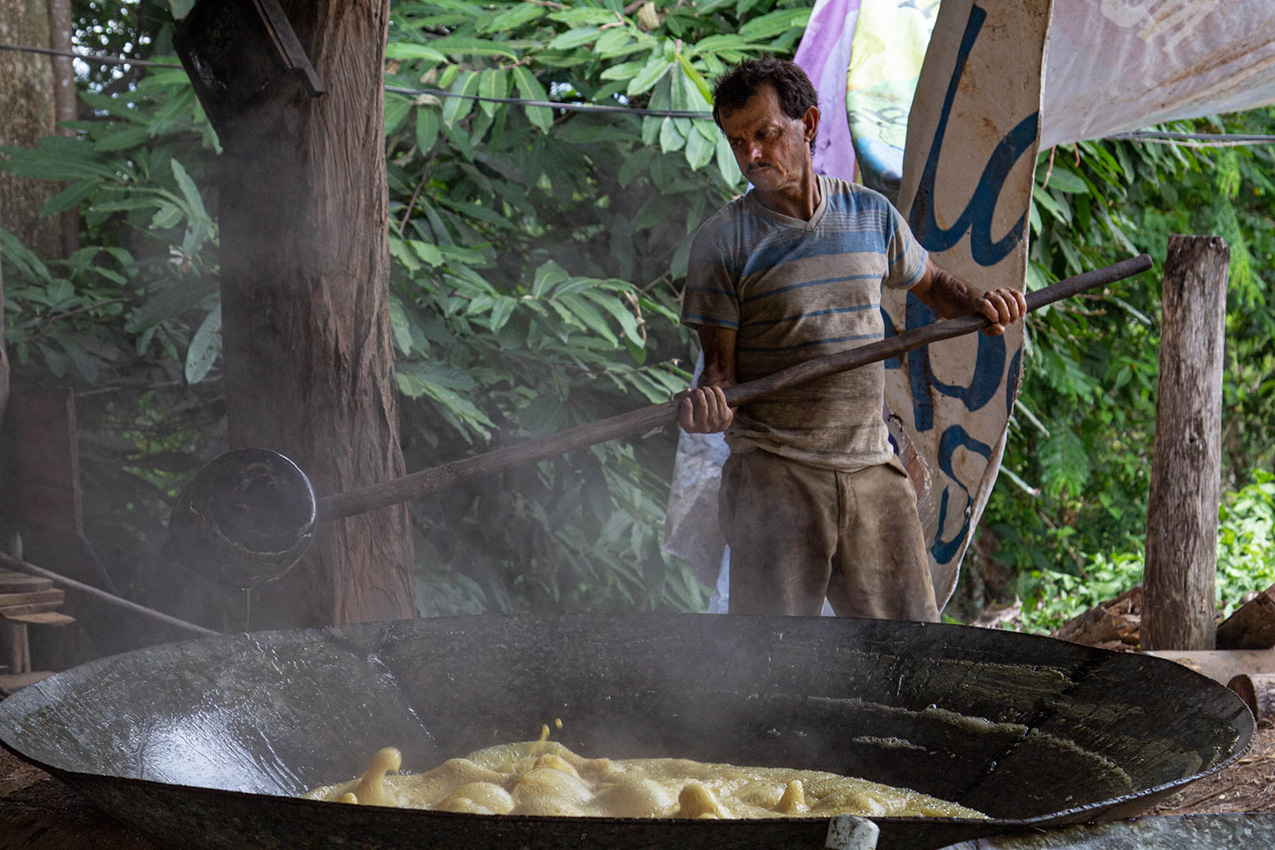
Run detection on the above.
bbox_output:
[1042,1,1275,147]
[892,0,1053,605]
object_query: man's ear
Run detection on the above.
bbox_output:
[802,105,820,142]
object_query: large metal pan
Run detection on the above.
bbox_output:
[0,615,1253,850]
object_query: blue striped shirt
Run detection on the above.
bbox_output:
[681,176,927,470]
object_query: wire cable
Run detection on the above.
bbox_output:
[5,42,1274,142]
[1,43,711,118]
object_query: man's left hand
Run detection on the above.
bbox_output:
[977,288,1028,336]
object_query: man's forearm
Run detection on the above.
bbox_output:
[696,325,738,389]
[916,262,984,320]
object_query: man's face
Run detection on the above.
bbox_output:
[718,84,817,194]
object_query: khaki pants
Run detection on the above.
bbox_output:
[718,450,939,621]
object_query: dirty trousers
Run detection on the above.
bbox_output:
[718,450,939,621]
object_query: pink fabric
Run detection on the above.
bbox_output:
[794,0,861,182]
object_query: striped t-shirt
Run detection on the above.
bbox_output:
[681,175,927,471]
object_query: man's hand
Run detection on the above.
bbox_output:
[977,287,1028,336]
[679,385,734,433]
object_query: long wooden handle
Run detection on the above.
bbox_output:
[319,253,1152,521]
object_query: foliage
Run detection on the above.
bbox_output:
[967,108,1275,620]
[1010,470,1275,634]
[2,0,817,625]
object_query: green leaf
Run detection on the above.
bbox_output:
[385,42,447,62]
[185,304,222,385]
[489,295,516,332]
[659,117,685,153]
[738,8,811,40]
[549,27,601,50]
[0,142,118,182]
[40,179,101,216]
[94,125,152,152]
[150,202,183,230]
[684,127,714,170]
[512,66,553,132]
[411,239,445,266]
[480,3,546,33]
[547,9,618,25]
[533,259,570,296]
[415,107,440,152]
[627,54,672,96]
[126,276,218,332]
[477,68,509,117]
[170,159,207,220]
[560,293,618,345]
[442,71,480,126]
[389,296,414,355]
[596,28,636,57]
[385,92,413,136]
[429,35,520,59]
[601,59,648,81]
[618,147,655,187]
[1043,167,1089,194]
[675,53,713,104]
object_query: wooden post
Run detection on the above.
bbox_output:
[1142,235,1229,650]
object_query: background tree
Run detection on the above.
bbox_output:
[181,0,416,629]
[0,0,61,258]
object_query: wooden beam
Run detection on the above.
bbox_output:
[1142,235,1229,651]
[1142,648,1275,685]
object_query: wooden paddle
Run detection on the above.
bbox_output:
[320,253,1152,520]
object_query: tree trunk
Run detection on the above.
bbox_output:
[1142,235,1229,651]
[1,206,8,437]
[0,0,60,259]
[45,0,79,255]
[209,0,414,627]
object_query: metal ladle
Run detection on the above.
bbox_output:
[165,254,1153,588]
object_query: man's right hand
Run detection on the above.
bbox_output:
[679,385,734,433]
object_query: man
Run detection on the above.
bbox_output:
[678,57,1025,621]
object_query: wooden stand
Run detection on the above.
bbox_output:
[0,565,75,695]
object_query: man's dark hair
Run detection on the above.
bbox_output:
[712,56,818,150]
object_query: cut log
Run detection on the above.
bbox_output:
[1217,585,1275,650]
[1053,585,1142,648]
[1227,672,1275,723]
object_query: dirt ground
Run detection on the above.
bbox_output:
[1148,721,1275,815]
[3,723,1274,848]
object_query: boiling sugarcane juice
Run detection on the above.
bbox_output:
[304,723,985,820]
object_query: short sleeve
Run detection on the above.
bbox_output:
[883,204,928,290]
[680,219,740,330]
